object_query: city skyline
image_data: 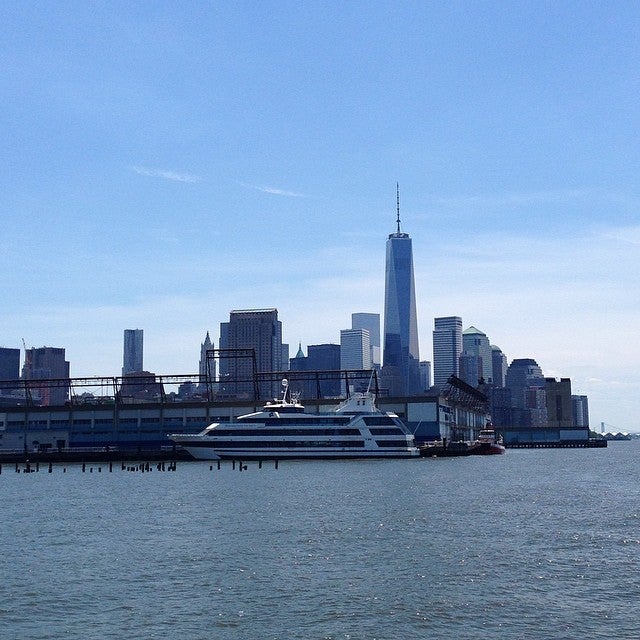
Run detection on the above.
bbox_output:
[2,3,639,430]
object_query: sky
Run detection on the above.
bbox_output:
[1,1,639,431]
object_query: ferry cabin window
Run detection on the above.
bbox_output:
[368,427,403,435]
[375,440,412,447]
[203,440,366,448]
[207,428,362,437]
[363,416,396,426]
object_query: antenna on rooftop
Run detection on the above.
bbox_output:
[396,182,401,234]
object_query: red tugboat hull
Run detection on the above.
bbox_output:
[472,426,506,455]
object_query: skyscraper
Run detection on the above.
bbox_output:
[545,377,573,429]
[198,331,215,394]
[432,316,462,387]
[382,185,421,396]
[491,345,508,387]
[219,308,283,398]
[307,344,341,398]
[572,395,590,429]
[461,326,493,384]
[123,329,143,375]
[505,358,547,427]
[352,313,381,368]
[22,346,70,406]
[199,331,213,380]
[419,360,432,392]
[0,347,20,380]
[340,328,372,371]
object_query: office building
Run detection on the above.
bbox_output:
[281,343,290,372]
[572,395,590,429]
[340,329,372,371]
[352,312,381,367]
[307,344,341,371]
[123,329,143,375]
[432,316,462,387]
[219,308,283,398]
[459,353,483,387]
[199,331,213,381]
[340,328,372,395]
[461,326,493,384]
[491,345,508,387]
[382,186,421,396]
[22,346,70,406]
[419,360,431,392]
[505,358,547,428]
[545,377,573,429]
[0,347,20,380]
[291,343,342,399]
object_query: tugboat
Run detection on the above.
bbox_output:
[472,422,506,455]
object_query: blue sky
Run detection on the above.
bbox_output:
[2,2,639,430]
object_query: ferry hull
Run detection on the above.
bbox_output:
[179,446,419,461]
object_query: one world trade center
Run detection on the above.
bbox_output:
[382,185,421,396]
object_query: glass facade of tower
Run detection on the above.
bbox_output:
[340,328,371,371]
[352,312,381,367]
[432,316,462,387]
[0,347,20,380]
[123,329,144,375]
[382,231,420,396]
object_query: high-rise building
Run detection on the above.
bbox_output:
[0,347,20,380]
[340,329,372,371]
[199,331,213,381]
[308,343,342,398]
[458,353,483,387]
[491,345,508,387]
[505,358,547,427]
[123,329,143,375]
[545,377,573,429]
[432,316,462,387]
[382,186,421,396]
[22,346,70,406]
[352,313,381,368]
[461,326,493,384]
[289,343,343,399]
[281,343,290,372]
[419,360,431,392]
[219,308,283,398]
[572,395,590,429]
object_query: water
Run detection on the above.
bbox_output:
[1,443,640,639]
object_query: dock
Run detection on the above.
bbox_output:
[505,439,607,449]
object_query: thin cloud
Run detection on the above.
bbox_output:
[434,188,593,209]
[604,224,640,246]
[132,166,199,183]
[239,181,307,197]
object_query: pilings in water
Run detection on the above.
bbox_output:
[5,458,280,475]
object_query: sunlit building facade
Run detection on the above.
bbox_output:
[432,316,462,387]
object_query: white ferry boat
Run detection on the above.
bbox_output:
[169,380,419,460]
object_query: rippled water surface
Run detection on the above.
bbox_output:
[2,443,640,639]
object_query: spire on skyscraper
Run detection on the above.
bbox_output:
[396,182,401,234]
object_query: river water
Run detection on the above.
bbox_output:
[1,443,639,639]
